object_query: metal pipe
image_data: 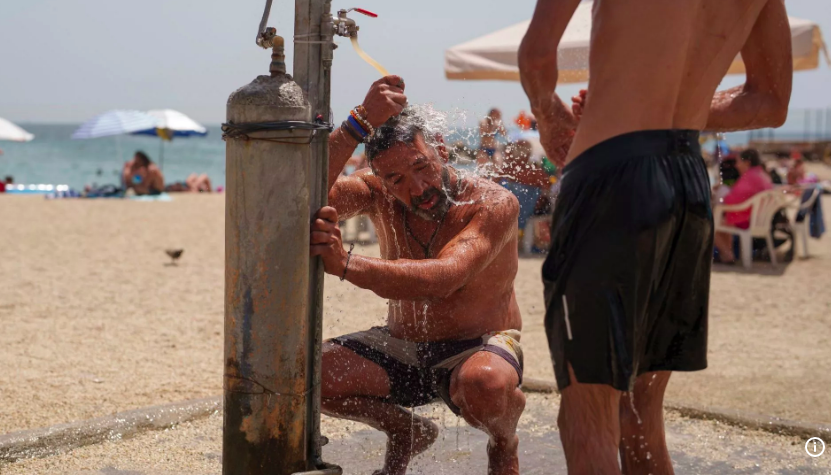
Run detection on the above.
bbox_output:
[293,0,334,468]
[223,0,339,472]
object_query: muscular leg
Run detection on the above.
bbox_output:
[321,342,438,475]
[450,351,525,475]
[619,371,673,475]
[558,363,622,474]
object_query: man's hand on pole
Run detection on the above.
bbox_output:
[361,75,408,128]
[310,206,349,277]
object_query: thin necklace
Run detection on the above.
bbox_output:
[403,208,446,258]
[402,169,460,259]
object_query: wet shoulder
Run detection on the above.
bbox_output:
[461,174,520,222]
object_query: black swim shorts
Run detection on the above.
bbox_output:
[543,129,713,392]
[331,327,523,415]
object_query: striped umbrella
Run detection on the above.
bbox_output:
[71,110,159,139]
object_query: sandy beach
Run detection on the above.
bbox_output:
[2,173,831,436]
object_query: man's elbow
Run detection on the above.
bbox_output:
[768,96,789,128]
[518,37,557,76]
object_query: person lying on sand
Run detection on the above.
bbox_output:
[164,173,213,193]
[122,151,164,195]
[310,76,526,475]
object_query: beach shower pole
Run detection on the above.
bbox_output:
[222,0,340,473]
[293,0,334,472]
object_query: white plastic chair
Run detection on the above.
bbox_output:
[714,189,793,269]
[790,186,822,258]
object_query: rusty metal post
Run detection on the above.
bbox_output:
[223,36,314,475]
[223,0,341,473]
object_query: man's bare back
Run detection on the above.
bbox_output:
[343,168,522,342]
[517,1,792,473]
[520,0,792,165]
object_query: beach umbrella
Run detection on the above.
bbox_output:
[445,3,830,83]
[132,109,208,172]
[71,110,160,171]
[70,110,159,139]
[0,117,34,142]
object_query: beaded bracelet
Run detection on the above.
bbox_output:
[350,109,374,136]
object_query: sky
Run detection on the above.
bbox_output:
[1,0,829,126]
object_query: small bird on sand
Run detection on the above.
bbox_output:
[165,249,184,265]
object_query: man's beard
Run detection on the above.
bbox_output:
[403,167,453,221]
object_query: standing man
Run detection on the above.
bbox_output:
[518,1,792,474]
[311,77,526,475]
[477,108,508,167]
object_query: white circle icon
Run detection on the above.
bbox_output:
[806,437,825,458]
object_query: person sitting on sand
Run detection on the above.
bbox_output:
[714,149,774,262]
[122,151,164,195]
[165,173,213,193]
[311,76,525,475]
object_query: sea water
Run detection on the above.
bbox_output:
[0,124,227,191]
[0,122,767,192]
[0,123,483,191]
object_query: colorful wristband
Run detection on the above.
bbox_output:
[341,119,363,143]
[347,115,368,138]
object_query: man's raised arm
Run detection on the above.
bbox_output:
[327,75,408,190]
[311,195,519,301]
[518,0,582,165]
[707,0,792,132]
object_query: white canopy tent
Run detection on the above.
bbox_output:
[445,2,830,83]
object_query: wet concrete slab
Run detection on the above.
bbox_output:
[325,414,827,474]
[3,395,829,474]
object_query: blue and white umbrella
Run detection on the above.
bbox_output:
[131,109,208,172]
[71,110,159,139]
[132,109,208,139]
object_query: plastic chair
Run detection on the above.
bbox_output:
[790,186,822,258]
[713,189,793,269]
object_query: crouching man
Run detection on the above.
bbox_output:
[310,76,526,475]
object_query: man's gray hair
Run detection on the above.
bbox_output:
[364,106,439,163]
